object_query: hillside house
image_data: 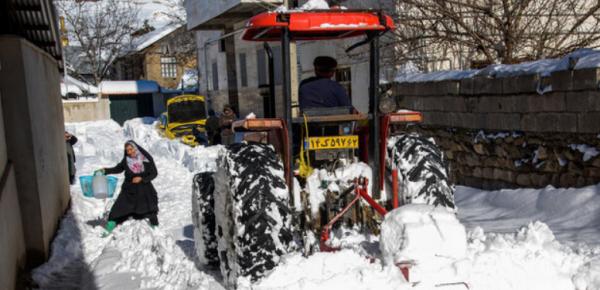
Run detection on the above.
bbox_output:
[112,25,197,89]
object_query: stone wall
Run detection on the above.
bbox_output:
[393,68,600,189]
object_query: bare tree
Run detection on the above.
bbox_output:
[385,0,600,69]
[56,0,140,84]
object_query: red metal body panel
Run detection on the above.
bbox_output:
[243,11,395,41]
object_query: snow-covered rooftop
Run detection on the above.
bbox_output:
[99,80,160,95]
[396,48,600,83]
[132,24,181,52]
[61,75,99,96]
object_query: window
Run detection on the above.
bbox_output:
[160,57,177,78]
[335,67,352,99]
[211,62,219,91]
[160,43,171,55]
[239,53,248,87]
[219,39,226,52]
[257,46,283,87]
[335,67,351,82]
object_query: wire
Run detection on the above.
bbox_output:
[299,114,314,178]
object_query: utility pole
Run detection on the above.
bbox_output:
[59,16,70,98]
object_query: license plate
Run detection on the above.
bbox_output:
[307,136,359,150]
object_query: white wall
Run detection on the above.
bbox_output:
[0,36,70,267]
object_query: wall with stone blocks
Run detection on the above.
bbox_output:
[393,68,600,189]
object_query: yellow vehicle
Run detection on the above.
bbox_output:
[160,95,207,146]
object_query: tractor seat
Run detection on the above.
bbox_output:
[294,106,367,124]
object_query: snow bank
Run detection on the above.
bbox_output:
[464,222,597,290]
[380,204,467,265]
[455,185,600,245]
[241,250,409,290]
[36,118,600,290]
[34,118,221,289]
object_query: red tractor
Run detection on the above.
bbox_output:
[192,9,461,289]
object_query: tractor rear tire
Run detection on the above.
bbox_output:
[387,133,455,209]
[192,172,219,267]
[213,142,294,288]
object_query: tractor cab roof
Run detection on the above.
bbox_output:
[242,10,395,42]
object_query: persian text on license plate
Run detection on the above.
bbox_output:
[307,136,359,150]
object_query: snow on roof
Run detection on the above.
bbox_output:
[395,48,600,83]
[395,69,479,83]
[128,0,187,52]
[132,24,181,52]
[61,75,99,96]
[99,80,160,95]
[160,87,197,94]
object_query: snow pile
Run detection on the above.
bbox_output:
[379,205,468,287]
[464,222,598,290]
[241,250,409,290]
[33,118,221,289]
[380,204,467,265]
[304,161,372,215]
[573,257,600,290]
[90,221,207,289]
[33,118,600,290]
[455,185,600,245]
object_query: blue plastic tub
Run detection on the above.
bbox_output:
[79,175,118,198]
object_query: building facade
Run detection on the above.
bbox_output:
[185,0,436,118]
[113,26,196,89]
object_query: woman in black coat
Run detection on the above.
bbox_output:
[100,140,159,235]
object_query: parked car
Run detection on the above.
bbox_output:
[159,95,207,146]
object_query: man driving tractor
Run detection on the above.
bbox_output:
[299,56,351,111]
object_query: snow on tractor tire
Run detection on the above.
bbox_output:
[192,172,219,267]
[193,142,294,288]
[387,133,455,209]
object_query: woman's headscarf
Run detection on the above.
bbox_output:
[125,141,148,174]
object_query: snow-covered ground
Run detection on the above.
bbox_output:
[33,119,600,290]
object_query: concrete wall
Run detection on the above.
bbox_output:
[393,68,600,189]
[63,98,110,122]
[0,166,25,289]
[0,94,25,290]
[0,36,70,267]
